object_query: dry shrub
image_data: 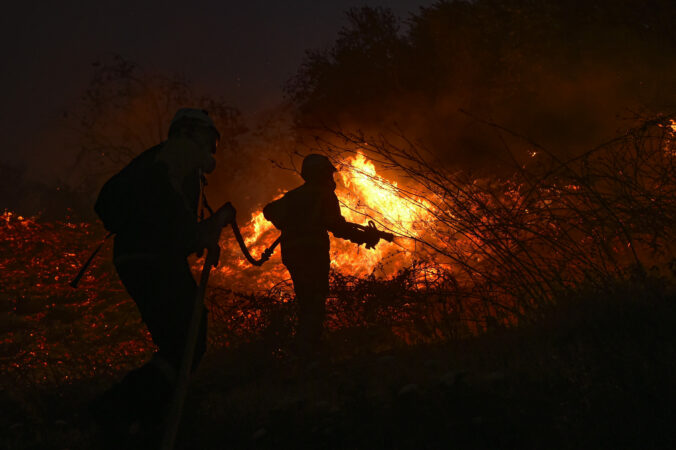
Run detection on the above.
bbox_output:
[317,115,676,328]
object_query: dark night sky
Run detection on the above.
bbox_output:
[1,0,433,175]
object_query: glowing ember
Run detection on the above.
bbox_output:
[664,119,676,157]
[0,210,153,384]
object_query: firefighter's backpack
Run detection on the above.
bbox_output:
[94,144,161,233]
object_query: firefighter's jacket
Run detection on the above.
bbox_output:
[109,145,202,263]
[263,181,359,255]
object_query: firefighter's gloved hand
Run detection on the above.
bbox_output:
[196,226,222,266]
[198,217,219,246]
[346,230,380,249]
[215,202,236,227]
[206,243,221,267]
[196,201,235,260]
[197,216,226,256]
[364,234,380,249]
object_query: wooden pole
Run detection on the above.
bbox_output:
[161,249,217,450]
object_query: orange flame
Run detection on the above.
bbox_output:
[214,152,433,291]
[334,152,431,275]
[665,119,676,157]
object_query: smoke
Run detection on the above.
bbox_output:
[15,2,676,219]
[289,1,676,174]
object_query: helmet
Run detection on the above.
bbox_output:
[169,108,220,137]
[301,154,337,182]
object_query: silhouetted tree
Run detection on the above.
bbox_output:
[68,54,247,192]
[287,7,405,122]
[288,1,676,170]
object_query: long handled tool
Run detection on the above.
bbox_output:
[160,246,219,450]
[69,232,113,288]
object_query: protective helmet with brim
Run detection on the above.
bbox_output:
[301,154,337,182]
[169,108,220,139]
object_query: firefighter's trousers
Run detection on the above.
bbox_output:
[95,256,207,427]
[282,248,330,356]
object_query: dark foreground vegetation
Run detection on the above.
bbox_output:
[2,275,675,449]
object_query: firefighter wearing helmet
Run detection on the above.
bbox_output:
[90,108,235,438]
[263,154,381,357]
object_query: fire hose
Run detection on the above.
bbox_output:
[202,193,281,267]
[230,219,281,266]
[69,216,393,289]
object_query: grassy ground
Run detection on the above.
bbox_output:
[2,282,675,450]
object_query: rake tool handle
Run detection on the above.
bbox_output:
[69,232,114,288]
[161,248,217,450]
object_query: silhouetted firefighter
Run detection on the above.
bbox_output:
[264,154,393,357]
[89,108,235,445]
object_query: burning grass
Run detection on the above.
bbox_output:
[2,116,676,389]
[0,212,151,386]
[0,214,449,387]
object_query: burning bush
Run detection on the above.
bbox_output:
[317,115,676,324]
[2,116,675,387]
